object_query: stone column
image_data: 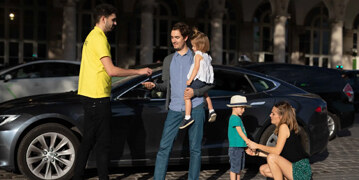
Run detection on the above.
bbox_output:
[324,0,349,68]
[209,0,225,64]
[62,0,77,60]
[140,0,155,65]
[273,15,287,63]
[330,20,344,68]
[270,0,290,63]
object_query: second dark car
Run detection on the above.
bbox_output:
[245,63,355,140]
[0,65,328,180]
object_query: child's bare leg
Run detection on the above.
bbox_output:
[179,96,195,129]
[205,92,217,122]
[204,92,214,110]
[185,97,192,117]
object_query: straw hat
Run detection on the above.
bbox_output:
[227,95,251,107]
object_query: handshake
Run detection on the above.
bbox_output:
[245,139,260,156]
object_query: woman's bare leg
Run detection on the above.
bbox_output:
[267,154,293,180]
[259,164,273,178]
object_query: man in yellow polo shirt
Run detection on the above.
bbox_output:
[74,4,152,180]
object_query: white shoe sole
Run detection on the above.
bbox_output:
[208,114,217,122]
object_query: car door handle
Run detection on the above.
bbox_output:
[250,101,266,106]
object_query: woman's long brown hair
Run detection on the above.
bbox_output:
[274,101,299,135]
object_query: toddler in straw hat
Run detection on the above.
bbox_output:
[227,95,252,180]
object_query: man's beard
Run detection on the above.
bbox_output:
[173,43,185,51]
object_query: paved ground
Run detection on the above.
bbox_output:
[1,119,359,180]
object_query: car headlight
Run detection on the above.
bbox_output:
[0,115,20,126]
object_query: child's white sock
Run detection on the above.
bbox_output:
[209,109,215,113]
[185,115,191,120]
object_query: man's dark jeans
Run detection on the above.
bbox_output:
[73,96,111,180]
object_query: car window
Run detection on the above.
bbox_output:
[10,64,42,79]
[42,63,80,77]
[247,74,275,92]
[4,62,80,79]
[209,69,254,96]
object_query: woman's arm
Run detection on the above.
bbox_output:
[248,124,290,155]
[187,54,202,85]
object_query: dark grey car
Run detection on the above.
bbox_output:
[245,63,355,140]
[0,65,328,180]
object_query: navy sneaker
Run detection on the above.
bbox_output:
[179,117,195,129]
[208,111,217,122]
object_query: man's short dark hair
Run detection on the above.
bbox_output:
[94,3,118,23]
[172,22,191,39]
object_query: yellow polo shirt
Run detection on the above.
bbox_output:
[78,26,112,98]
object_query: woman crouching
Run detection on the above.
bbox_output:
[247,101,312,180]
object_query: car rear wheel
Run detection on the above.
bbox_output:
[17,123,79,180]
[259,124,310,155]
[327,112,339,140]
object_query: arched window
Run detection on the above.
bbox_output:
[300,3,330,67]
[134,0,179,64]
[0,0,49,67]
[353,14,359,57]
[152,1,179,63]
[222,1,239,65]
[76,0,118,62]
[253,2,273,62]
[196,0,239,65]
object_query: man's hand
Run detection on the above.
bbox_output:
[138,67,152,76]
[184,88,194,99]
[142,82,155,90]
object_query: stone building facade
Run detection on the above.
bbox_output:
[1,0,359,69]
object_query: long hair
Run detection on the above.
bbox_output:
[94,3,118,24]
[273,101,299,135]
[190,27,210,52]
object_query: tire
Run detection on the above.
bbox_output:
[259,125,277,146]
[327,112,339,140]
[259,125,310,155]
[17,123,79,180]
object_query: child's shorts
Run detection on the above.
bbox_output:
[188,79,206,89]
[228,147,245,174]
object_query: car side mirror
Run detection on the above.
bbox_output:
[4,74,12,82]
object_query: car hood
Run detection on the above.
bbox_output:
[0,92,80,113]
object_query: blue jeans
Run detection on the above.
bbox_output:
[154,103,205,180]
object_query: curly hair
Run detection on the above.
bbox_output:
[190,27,210,52]
[273,101,299,135]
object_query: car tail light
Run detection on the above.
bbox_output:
[315,106,322,112]
[343,83,354,102]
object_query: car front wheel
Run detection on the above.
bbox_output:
[17,123,79,180]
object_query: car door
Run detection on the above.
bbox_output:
[201,68,275,161]
[109,74,168,165]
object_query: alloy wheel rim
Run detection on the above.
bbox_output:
[327,115,335,137]
[25,132,75,179]
[266,134,278,147]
